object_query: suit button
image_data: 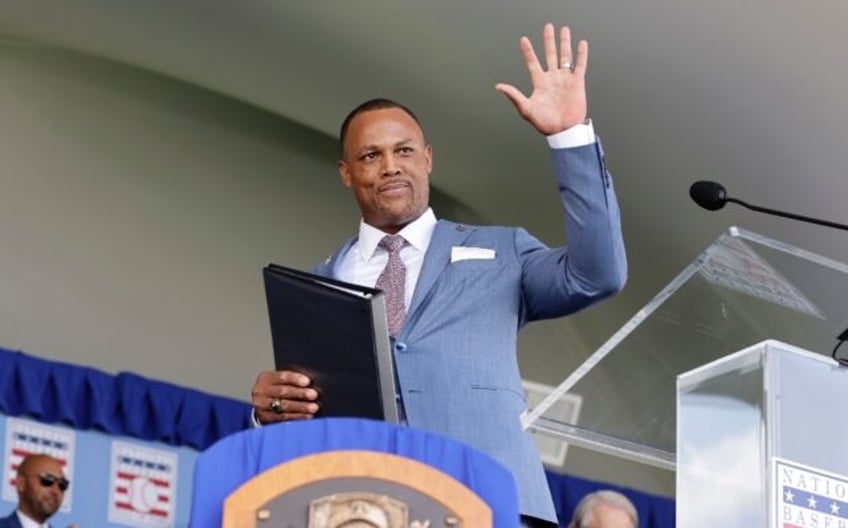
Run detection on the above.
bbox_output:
[395,342,407,352]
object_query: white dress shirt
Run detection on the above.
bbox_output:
[336,208,437,310]
[16,510,50,528]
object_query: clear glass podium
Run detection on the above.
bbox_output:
[523,227,848,471]
[676,340,848,528]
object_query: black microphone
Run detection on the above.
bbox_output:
[689,181,728,211]
[689,180,848,232]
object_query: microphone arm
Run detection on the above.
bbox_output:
[727,196,848,232]
[727,196,848,363]
[690,180,848,365]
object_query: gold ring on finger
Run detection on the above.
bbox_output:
[269,399,283,414]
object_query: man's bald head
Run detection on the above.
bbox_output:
[17,454,61,476]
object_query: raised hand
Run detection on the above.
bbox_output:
[495,23,589,135]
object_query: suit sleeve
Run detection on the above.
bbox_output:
[518,137,627,323]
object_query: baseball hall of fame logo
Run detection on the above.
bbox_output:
[775,458,848,528]
[108,441,178,527]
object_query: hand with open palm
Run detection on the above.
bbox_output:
[496,24,589,135]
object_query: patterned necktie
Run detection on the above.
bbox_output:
[375,234,407,337]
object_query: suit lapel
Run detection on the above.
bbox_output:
[314,236,357,277]
[8,513,24,528]
[406,220,473,324]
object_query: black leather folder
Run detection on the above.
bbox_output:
[262,264,399,422]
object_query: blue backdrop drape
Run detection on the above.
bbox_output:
[0,347,675,527]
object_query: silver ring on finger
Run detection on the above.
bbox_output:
[560,61,573,72]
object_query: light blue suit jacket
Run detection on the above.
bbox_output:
[312,140,627,522]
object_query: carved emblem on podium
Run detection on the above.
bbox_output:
[308,492,434,528]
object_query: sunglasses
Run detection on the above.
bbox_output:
[35,472,70,492]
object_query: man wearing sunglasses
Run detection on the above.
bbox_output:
[0,454,69,528]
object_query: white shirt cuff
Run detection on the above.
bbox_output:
[546,119,595,149]
[250,408,263,427]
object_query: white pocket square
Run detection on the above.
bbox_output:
[451,246,496,262]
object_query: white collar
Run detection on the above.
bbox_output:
[16,510,48,528]
[356,208,437,262]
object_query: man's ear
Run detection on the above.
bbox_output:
[13,475,24,493]
[338,160,352,188]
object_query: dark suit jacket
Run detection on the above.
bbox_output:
[312,140,627,522]
[0,511,24,528]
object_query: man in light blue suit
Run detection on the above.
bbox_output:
[252,23,627,526]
